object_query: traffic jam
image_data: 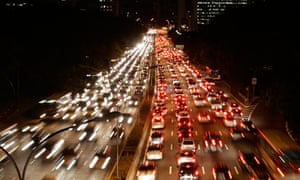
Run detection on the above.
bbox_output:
[137,30,263,180]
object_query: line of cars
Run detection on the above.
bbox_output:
[137,31,265,180]
[136,61,170,180]
[172,57,201,180]
[170,54,262,180]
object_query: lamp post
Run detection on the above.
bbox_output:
[116,117,120,180]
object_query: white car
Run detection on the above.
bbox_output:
[136,161,157,180]
[146,144,163,160]
[223,114,238,127]
[149,131,164,145]
[193,96,209,107]
[180,138,196,152]
[197,112,213,123]
[230,127,245,140]
[211,99,223,110]
[151,116,165,129]
[176,150,197,167]
[214,108,227,118]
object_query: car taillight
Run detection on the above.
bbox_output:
[219,140,223,147]
[228,170,233,179]
[194,170,200,176]
[212,139,216,145]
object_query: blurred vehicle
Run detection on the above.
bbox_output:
[214,108,227,118]
[223,114,238,127]
[118,113,133,124]
[177,126,193,143]
[151,115,165,129]
[180,138,196,152]
[207,92,218,102]
[240,120,258,134]
[146,144,163,160]
[229,127,245,140]
[176,110,190,120]
[177,117,193,128]
[211,99,223,110]
[127,95,140,107]
[197,111,213,123]
[238,151,272,180]
[227,102,242,112]
[229,108,243,120]
[176,150,197,167]
[203,131,224,152]
[0,134,19,162]
[55,143,82,170]
[178,162,201,180]
[193,96,209,107]
[136,160,157,180]
[88,145,112,170]
[152,107,165,117]
[34,138,65,161]
[212,163,233,180]
[149,131,164,145]
[21,121,46,135]
[109,123,125,140]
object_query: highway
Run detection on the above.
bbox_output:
[0,28,280,180]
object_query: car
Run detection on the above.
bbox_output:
[191,91,201,99]
[240,120,258,134]
[227,102,242,112]
[151,115,165,129]
[214,108,227,118]
[55,143,82,170]
[152,107,165,117]
[177,117,193,128]
[109,123,125,140]
[249,166,273,180]
[177,127,193,143]
[180,138,196,152]
[197,111,213,123]
[118,113,133,124]
[223,114,238,127]
[203,131,224,152]
[176,150,197,167]
[207,92,218,102]
[212,163,233,180]
[238,151,273,179]
[229,127,245,140]
[176,110,190,120]
[229,108,243,120]
[149,131,164,145]
[146,144,163,160]
[34,138,65,160]
[88,145,112,170]
[193,96,209,107]
[238,151,265,172]
[127,95,140,107]
[211,99,223,110]
[136,161,157,180]
[178,162,201,180]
